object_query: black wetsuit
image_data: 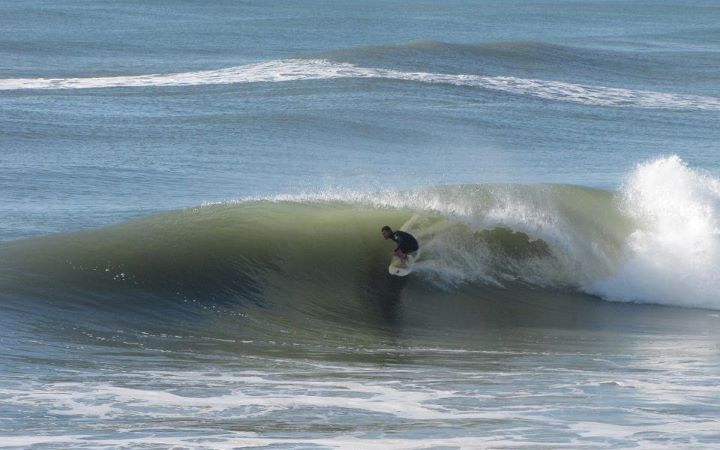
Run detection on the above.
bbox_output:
[391,230,419,254]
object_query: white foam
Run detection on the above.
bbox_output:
[2,59,719,110]
[0,433,568,450]
[4,359,720,449]
[0,376,495,422]
[592,156,720,309]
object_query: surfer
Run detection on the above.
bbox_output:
[381,226,419,262]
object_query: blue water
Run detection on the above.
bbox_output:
[2,0,719,240]
[1,1,720,448]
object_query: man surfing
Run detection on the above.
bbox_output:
[381,225,419,262]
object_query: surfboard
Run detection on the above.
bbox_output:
[388,252,417,277]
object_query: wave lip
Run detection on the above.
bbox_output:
[2,58,719,111]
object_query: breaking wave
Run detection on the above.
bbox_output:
[1,156,719,310]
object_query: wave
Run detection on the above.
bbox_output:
[2,58,719,110]
[322,40,645,74]
[326,40,720,80]
[321,40,603,68]
[1,156,719,311]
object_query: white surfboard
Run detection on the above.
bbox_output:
[388,252,417,277]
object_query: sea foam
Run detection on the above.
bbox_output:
[592,156,720,309]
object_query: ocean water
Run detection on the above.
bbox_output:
[2,0,720,448]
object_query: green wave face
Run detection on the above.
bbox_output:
[0,184,630,310]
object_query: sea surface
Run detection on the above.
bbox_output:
[1,1,720,448]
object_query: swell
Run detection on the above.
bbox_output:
[2,56,719,111]
[321,40,652,75]
[324,40,720,83]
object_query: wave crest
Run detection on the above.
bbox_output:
[2,58,719,110]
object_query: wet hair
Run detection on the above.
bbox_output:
[381,225,392,233]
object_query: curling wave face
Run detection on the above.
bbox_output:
[2,58,720,110]
[1,156,719,311]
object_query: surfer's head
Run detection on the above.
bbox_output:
[381,226,393,239]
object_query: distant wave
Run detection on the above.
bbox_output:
[323,40,629,69]
[2,59,719,110]
[2,156,719,310]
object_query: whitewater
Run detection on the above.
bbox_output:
[2,59,720,110]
